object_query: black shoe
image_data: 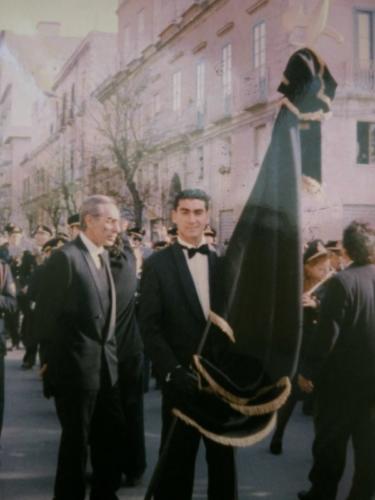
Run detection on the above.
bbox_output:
[124,474,143,487]
[269,440,282,455]
[298,491,315,500]
[21,362,34,370]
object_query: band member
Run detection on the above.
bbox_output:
[298,221,375,500]
[139,188,237,500]
[270,240,332,454]
[35,195,125,500]
[107,233,146,486]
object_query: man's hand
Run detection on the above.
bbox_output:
[298,374,314,393]
[165,365,199,396]
[302,293,318,308]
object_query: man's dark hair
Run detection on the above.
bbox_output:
[173,189,210,210]
[343,221,375,265]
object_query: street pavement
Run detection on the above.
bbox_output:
[0,350,353,500]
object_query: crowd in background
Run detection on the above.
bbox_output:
[0,195,374,500]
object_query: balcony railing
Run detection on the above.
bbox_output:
[241,66,269,110]
[354,61,375,92]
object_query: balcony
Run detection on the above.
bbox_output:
[337,61,375,98]
[241,66,269,111]
[354,62,375,92]
[208,93,232,125]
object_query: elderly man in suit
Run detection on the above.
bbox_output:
[36,195,124,500]
[298,221,375,500]
[139,188,237,500]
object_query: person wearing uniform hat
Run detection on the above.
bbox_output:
[67,213,81,240]
[166,225,178,245]
[21,235,69,370]
[298,221,375,500]
[1,224,23,350]
[139,188,237,500]
[270,239,332,455]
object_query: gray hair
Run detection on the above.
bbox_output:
[80,195,117,230]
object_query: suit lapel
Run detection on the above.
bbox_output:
[101,250,116,342]
[76,236,106,317]
[171,243,206,321]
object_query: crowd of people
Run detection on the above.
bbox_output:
[0,189,374,500]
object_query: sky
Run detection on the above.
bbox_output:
[0,0,118,36]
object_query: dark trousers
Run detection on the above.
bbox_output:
[307,385,375,500]
[53,380,124,500]
[0,354,4,440]
[118,353,146,478]
[271,378,313,446]
[5,311,20,348]
[154,395,238,500]
[21,309,38,367]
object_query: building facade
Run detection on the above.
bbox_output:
[6,0,375,242]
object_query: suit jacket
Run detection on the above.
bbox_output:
[139,242,219,381]
[0,260,17,355]
[109,242,143,360]
[303,263,375,396]
[35,236,118,391]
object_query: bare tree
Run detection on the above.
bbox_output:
[93,78,157,227]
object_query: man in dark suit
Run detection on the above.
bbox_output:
[139,188,237,500]
[298,221,375,500]
[0,259,17,442]
[108,233,146,486]
[35,195,124,500]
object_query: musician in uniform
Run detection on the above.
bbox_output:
[270,240,332,454]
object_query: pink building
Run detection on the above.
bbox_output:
[0,23,81,229]
[110,0,375,242]
[21,31,117,230]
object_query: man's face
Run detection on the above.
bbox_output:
[34,229,50,247]
[130,234,142,248]
[69,225,81,240]
[172,198,209,245]
[84,203,120,247]
[9,232,22,246]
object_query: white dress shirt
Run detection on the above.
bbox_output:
[178,236,210,318]
[80,232,104,270]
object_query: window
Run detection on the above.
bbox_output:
[153,163,159,189]
[123,25,131,61]
[253,21,266,79]
[196,60,205,111]
[254,124,267,167]
[172,71,182,112]
[355,10,375,89]
[357,122,375,164]
[138,9,145,36]
[197,146,204,180]
[153,93,161,116]
[222,44,232,97]
[357,11,374,68]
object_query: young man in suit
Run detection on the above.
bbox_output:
[140,188,237,500]
[35,195,124,500]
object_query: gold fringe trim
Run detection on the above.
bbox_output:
[172,408,277,447]
[193,354,250,405]
[194,354,291,414]
[208,310,235,343]
[281,97,326,122]
[229,377,291,416]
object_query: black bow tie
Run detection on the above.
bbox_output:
[179,243,210,259]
